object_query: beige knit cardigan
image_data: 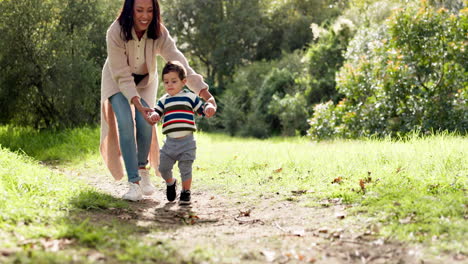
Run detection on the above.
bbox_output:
[100,21,208,181]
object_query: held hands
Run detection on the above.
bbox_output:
[203,97,217,118]
[199,89,217,118]
[148,112,161,123]
[131,96,157,125]
[204,103,216,117]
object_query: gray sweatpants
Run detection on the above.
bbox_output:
[158,134,196,183]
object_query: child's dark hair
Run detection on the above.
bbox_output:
[162,61,186,80]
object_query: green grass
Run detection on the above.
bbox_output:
[195,133,467,252]
[0,125,467,256]
[0,125,99,163]
[0,145,176,263]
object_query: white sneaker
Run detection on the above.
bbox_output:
[139,169,156,195]
[122,182,142,201]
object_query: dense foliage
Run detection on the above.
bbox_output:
[308,3,467,139]
[0,0,465,138]
[0,0,120,129]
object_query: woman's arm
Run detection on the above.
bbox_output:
[199,88,216,118]
[156,25,209,95]
[106,22,138,103]
[131,96,157,125]
[156,25,216,117]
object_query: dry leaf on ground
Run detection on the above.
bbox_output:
[261,250,276,262]
[332,177,343,184]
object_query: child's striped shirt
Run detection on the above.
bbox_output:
[154,90,205,138]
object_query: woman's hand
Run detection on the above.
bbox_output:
[199,89,217,118]
[131,96,157,125]
[204,103,216,117]
[149,112,161,123]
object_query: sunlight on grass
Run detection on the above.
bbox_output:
[0,125,99,163]
[0,125,466,254]
[0,145,174,263]
[194,132,467,252]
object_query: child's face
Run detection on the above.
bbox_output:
[163,71,186,96]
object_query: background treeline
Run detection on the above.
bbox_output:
[0,0,466,138]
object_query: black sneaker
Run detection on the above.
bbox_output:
[179,190,191,205]
[166,179,177,202]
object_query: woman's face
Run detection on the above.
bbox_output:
[133,0,153,33]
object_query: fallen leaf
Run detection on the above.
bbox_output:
[372,238,385,246]
[118,213,132,220]
[40,239,60,252]
[0,249,17,256]
[292,229,305,237]
[331,232,341,239]
[39,238,74,252]
[331,198,342,204]
[194,165,206,171]
[454,254,467,261]
[359,179,366,193]
[188,214,199,219]
[318,227,329,233]
[291,190,307,195]
[239,209,251,217]
[87,250,106,262]
[399,216,412,224]
[335,213,346,219]
[332,177,343,184]
[261,250,276,262]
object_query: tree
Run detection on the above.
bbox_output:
[0,0,120,129]
[255,0,347,60]
[161,0,266,91]
[302,17,356,105]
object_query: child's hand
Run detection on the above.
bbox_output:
[149,112,160,123]
[204,103,216,117]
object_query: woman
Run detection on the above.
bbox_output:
[100,0,216,201]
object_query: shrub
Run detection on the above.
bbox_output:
[303,17,356,104]
[269,93,309,136]
[220,52,308,138]
[308,4,467,139]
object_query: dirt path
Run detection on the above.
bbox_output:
[63,167,464,264]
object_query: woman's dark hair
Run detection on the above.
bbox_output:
[162,61,187,80]
[117,0,162,41]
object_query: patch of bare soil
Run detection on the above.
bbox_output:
[64,168,466,264]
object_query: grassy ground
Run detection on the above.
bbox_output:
[195,132,467,251]
[0,127,176,263]
[0,125,466,262]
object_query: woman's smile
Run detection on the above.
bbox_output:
[133,0,153,33]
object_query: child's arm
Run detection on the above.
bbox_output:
[150,99,164,123]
